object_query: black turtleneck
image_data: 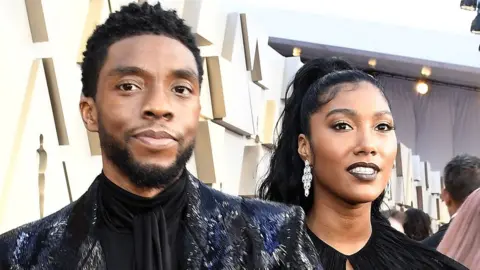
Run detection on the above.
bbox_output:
[96,170,188,270]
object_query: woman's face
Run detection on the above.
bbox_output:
[298,81,397,204]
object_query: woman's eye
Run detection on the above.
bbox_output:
[333,122,353,131]
[173,86,192,96]
[117,83,140,92]
[376,123,394,132]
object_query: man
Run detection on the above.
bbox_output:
[422,154,480,249]
[0,3,320,269]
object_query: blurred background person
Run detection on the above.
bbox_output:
[403,208,432,241]
[382,209,406,234]
[423,154,480,249]
[438,188,480,270]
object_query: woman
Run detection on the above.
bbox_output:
[259,57,466,269]
[438,188,480,269]
[403,208,432,241]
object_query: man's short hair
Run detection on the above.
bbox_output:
[80,2,203,99]
[443,154,480,203]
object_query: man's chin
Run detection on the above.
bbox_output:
[134,158,176,171]
[123,162,185,189]
[124,149,193,186]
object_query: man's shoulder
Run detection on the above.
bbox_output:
[198,181,304,224]
[421,223,449,249]
[0,203,74,263]
[198,184,318,269]
[241,196,304,220]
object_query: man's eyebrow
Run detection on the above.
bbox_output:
[107,66,150,77]
[107,66,199,83]
[172,68,199,81]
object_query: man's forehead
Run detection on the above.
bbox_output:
[104,35,197,73]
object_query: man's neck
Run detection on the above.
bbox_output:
[448,203,460,219]
[450,211,458,220]
[307,187,372,255]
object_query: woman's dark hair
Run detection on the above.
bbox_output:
[258,57,390,223]
[403,208,432,241]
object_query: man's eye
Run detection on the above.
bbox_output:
[117,83,140,91]
[173,86,192,96]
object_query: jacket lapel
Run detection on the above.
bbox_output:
[182,174,209,268]
[53,176,105,269]
[182,173,249,269]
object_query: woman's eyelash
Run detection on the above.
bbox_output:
[332,122,352,130]
[330,122,396,131]
[376,123,395,131]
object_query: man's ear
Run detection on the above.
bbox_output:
[298,134,312,164]
[441,188,452,207]
[79,96,99,132]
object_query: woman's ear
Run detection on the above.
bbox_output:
[79,96,99,132]
[298,134,312,163]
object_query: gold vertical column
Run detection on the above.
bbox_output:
[77,0,105,64]
[37,134,47,218]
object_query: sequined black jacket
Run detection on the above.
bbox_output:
[0,173,321,269]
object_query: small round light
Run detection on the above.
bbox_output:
[368,58,377,68]
[416,81,429,95]
[421,66,431,77]
[292,47,302,57]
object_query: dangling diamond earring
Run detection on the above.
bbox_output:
[302,160,312,197]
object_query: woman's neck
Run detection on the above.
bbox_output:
[307,186,373,256]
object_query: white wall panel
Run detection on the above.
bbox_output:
[207,56,254,135]
[0,62,70,231]
[183,0,224,47]
[194,121,225,185]
[220,130,246,195]
[222,13,247,68]
[248,81,265,136]
[281,57,303,100]
[239,145,271,196]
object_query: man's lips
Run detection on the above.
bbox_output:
[133,129,176,140]
[132,129,177,149]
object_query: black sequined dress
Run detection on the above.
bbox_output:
[308,220,468,270]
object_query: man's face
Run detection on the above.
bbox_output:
[81,34,201,188]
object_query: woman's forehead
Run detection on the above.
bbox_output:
[319,82,390,115]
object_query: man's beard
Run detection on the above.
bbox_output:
[98,123,195,188]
